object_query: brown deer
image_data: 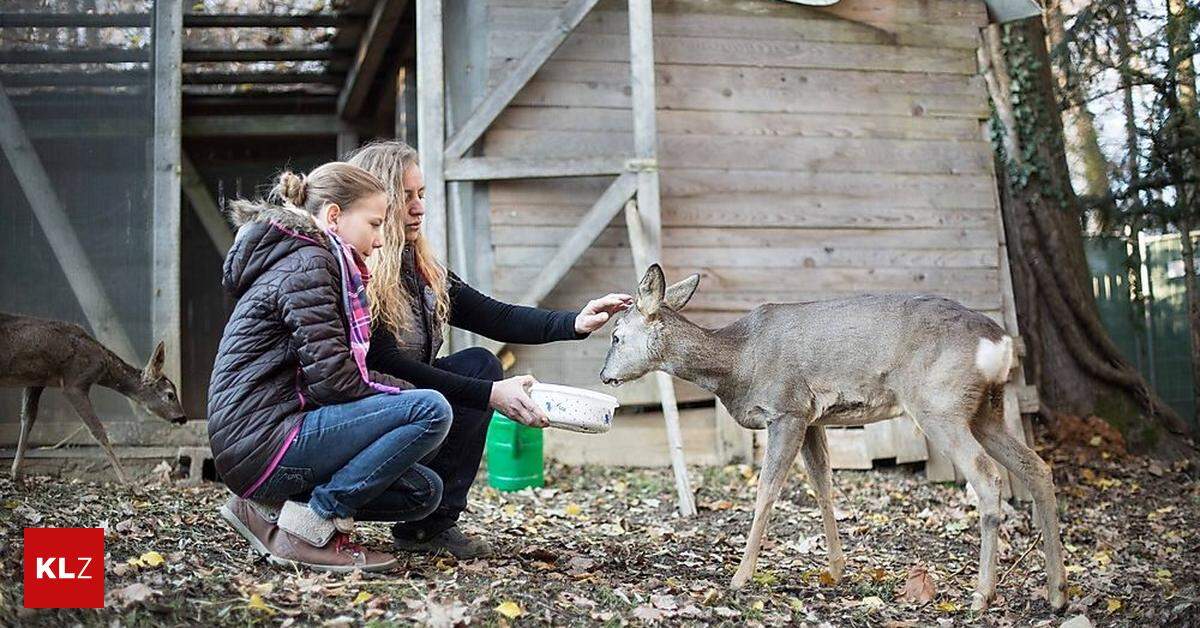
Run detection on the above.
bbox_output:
[1,312,187,484]
[599,265,1066,611]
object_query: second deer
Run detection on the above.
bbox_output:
[1,312,187,485]
[599,265,1066,611]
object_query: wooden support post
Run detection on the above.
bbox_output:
[337,130,360,159]
[338,0,411,120]
[152,0,183,385]
[0,81,138,363]
[626,200,696,516]
[417,0,448,264]
[181,153,233,256]
[443,0,600,160]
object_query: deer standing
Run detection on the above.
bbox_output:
[0,312,187,484]
[599,265,1067,611]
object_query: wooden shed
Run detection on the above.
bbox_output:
[420,0,1041,482]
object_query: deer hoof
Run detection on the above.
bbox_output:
[970,592,989,612]
[1047,584,1068,611]
[730,568,752,589]
[828,559,845,583]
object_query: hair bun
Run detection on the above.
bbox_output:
[275,171,307,207]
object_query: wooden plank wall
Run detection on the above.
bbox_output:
[483,0,994,413]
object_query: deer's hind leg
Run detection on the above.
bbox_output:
[11,386,45,484]
[799,425,845,581]
[970,396,1067,610]
[910,396,1005,611]
[64,388,128,485]
[731,416,806,589]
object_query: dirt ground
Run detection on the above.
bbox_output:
[2,438,1198,627]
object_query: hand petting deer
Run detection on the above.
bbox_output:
[0,312,187,485]
[600,265,1067,611]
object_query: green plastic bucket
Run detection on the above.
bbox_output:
[485,411,544,491]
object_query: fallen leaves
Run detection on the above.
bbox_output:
[494,600,523,619]
[107,582,157,608]
[126,550,165,569]
[897,566,936,604]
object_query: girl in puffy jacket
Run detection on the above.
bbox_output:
[207,162,451,572]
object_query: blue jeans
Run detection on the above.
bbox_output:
[251,390,452,522]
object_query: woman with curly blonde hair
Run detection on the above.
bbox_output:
[346,141,631,558]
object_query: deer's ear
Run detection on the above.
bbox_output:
[144,341,166,380]
[637,264,665,317]
[664,274,700,311]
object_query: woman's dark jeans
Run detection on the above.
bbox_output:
[251,390,452,522]
[392,347,504,539]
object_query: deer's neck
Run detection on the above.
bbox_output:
[100,354,142,396]
[659,318,747,394]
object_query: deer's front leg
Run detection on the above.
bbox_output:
[800,425,844,582]
[731,417,805,589]
[11,386,44,484]
[64,388,128,485]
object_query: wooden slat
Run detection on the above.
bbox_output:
[544,408,723,467]
[183,114,346,137]
[490,32,979,75]
[485,131,995,175]
[495,245,1000,271]
[517,172,638,306]
[489,171,997,207]
[492,225,1001,249]
[487,0,988,27]
[444,155,628,180]
[444,0,601,159]
[338,0,411,119]
[492,6,983,49]
[494,107,987,141]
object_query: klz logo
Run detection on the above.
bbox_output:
[24,528,105,608]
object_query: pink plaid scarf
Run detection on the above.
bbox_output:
[325,229,403,395]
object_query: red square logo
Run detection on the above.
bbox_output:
[23,528,105,608]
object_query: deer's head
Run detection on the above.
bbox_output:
[600,264,700,386]
[133,341,187,424]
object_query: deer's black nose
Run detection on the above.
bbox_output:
[171,416,188,425]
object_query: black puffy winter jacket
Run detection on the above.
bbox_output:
[207,204,411,496]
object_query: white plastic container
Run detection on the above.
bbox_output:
[530,383,620,434]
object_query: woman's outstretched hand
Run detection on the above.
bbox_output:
[490,375,550,428]
[575,293,634,334]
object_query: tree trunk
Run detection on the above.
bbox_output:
[1168,0,1200,427]
[1046,0,1113,201]
[985,18,1193,455]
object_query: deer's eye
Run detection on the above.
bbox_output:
[611,335,620,345]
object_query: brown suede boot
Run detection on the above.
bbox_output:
[269,501,396,573]
[219,496,280,557]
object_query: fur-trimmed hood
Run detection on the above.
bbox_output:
[222,203,331,298]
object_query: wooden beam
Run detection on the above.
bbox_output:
[0,13,352,28]
[0,80,138,363]
[181,153,233,256]
[152,0,183,386]
[518,172,637,307]
[417,0,448,264]
[338,0,410,120]
[184,71,344,85]
[443,0,600,160]
[184,114,345,137]
[627,0,663,258]
[0,49,338,64]
[444,155,627,181]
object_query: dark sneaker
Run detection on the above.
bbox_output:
[392,525,493,560]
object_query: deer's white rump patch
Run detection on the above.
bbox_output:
[974,336,1014,383]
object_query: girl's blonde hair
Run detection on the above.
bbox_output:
[268,161,386,218]
[345,140,450,337]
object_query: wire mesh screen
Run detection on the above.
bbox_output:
[1,2,158,446]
